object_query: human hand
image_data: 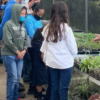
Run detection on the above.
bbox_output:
[17,52,23,59]
[20,49,26,58]
[16,50,26,59]
[91,34,100,44]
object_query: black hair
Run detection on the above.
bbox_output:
[32,4,44,13]
[21,6,27,14]
[31,27,44,45]
[29,0,31,2]
[32,3,39,10]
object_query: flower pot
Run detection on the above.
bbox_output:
[74,63,79,69]
[94,72,99,80]
[89,70,94,77]
[87,69,89,74]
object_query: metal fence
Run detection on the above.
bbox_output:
[41,0,100,33]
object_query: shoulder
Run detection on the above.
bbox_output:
[41,23,49,37]
[3,20,13,30]
[64,23,72,32]
[5,2,16,10]
[23,3,28,8]
[25,15,34,21]
[3,21,11,27]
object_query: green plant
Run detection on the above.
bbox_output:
[74,33,100,51]
[79,58,93,73]
[79,55,100,73]
[75,83,91,99]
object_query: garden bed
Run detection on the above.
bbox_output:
[74,33,100,52]
[78,51,100,54]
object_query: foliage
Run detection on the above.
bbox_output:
[74,33,100,51]
[75,83,91,99]
[78,55,100,73]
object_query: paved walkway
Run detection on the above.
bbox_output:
[0,63,37,100]
[0,62,82,100]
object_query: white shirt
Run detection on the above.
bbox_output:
[23,3,33,14]
[40,23,78,69]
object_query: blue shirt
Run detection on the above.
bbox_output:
[0,0,17,40]
[25,14,42,39]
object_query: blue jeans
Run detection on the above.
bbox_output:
[3,55,23,100]
[49,67,72,100]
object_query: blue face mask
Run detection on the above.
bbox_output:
[19,16,25,22]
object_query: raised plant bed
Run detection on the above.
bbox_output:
[78,51,100,54]
[74,67,100,94]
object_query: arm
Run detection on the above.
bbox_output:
[40,40,47,68]
[25,19,35,39]
[41,52,44,60]
[19,31,28,58]
[3,25,19,54]
[66,27,78,57]
[91,34,100,44]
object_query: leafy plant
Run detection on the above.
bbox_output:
[74,33,100,51]
[75,83,91,99]
[78,55,100,73]
[79,58,93,73]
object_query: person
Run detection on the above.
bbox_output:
[0,0,8,6]
[24,4,44,95]
[23,0,41,14]
[0,0,8,23]
[28,28,47,100]
[40,1,78,100]
[2,4,27,100]
[25,4,44,40]
[22,0,41,83]
[0,0,26,98]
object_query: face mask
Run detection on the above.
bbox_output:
[19,16,25,22]
[34,14,41,21]
[21,0,29,4]
[21,1,25,4]
[4,1,7,5]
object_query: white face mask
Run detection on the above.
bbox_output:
[21,0,29,4]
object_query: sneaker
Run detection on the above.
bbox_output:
[19,82,24,88]
[18,93,25,98]
[17,98,20,100]
[27,88,35,95]
[18,83,25,92]
[18,86,25,92]
[34,93,45,98]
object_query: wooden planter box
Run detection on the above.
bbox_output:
[73,67,100,95]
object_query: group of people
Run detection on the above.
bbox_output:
[0,0,100,100]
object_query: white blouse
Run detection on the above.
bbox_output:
[40,23,78,69]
